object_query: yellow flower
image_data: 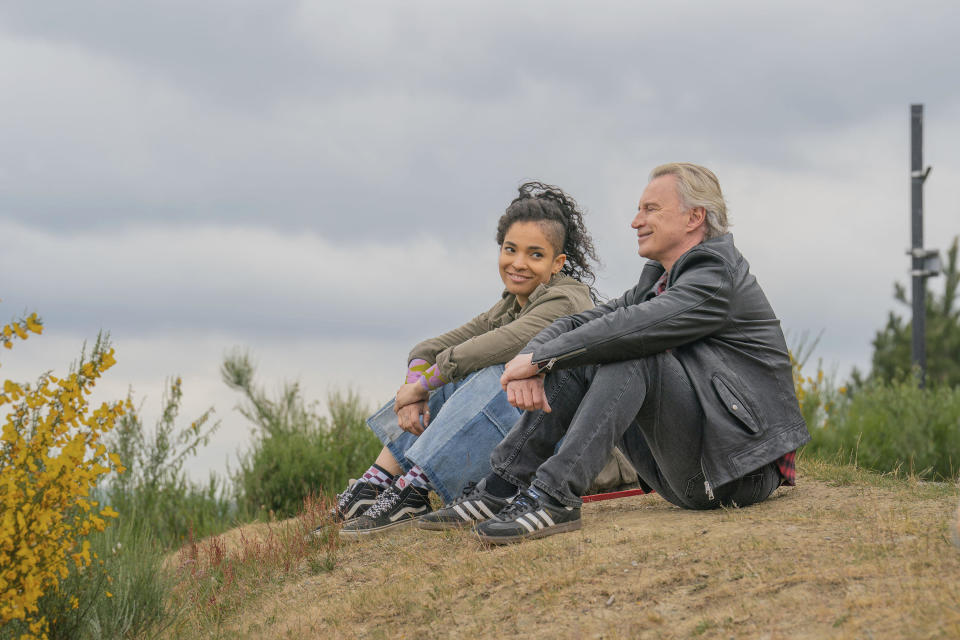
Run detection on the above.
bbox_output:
[25,314,43,335]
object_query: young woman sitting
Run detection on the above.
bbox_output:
[332,182,601,539]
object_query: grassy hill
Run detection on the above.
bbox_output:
[164,460,960,639]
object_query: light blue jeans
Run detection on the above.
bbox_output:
[366,365,521,504]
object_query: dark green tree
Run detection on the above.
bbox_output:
[864,236,960,387]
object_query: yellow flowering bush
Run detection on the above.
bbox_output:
[790,349,847,431]
[0,314,126,639]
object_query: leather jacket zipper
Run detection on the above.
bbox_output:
[701,458,715,501]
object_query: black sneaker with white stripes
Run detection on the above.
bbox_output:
[475,487,580,544]
[417,481,511,531]
[339,482,433,540]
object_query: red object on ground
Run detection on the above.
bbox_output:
[581,488,651,503]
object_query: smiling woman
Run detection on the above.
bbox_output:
[319,182,619,540]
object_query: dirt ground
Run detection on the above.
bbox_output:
[178,463,960,639]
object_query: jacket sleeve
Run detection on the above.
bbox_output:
[528,249,733,368]
[423,290,592,382]
[521,293,630,354]
[408,310,494,367]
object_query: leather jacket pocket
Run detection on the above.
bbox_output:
[712,375,760,434]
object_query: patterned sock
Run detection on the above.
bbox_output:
[484,473,518,499]
[361,464,394,489]
[396,465,431,491]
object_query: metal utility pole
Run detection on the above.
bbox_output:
[909,104,939,387]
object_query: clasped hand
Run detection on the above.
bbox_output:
[394,382,430,435]
[500,353,552,413]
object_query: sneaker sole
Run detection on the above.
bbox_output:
[475,519,582,545]
[338,516,424,541]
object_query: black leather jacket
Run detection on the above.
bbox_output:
[524,233,810,493]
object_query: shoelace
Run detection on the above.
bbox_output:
[496,492,537,520]
[363,485,402,518]
[335,479,360,511]
[449,481,478,506]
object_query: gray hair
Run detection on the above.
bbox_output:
[649,162,729,240]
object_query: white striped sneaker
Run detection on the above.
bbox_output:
[475,487,581,544]
[417,481,511,531]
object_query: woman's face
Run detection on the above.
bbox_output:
[499,221,566,306]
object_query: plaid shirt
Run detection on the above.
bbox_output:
[654,273,796,486]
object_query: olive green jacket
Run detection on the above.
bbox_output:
[408,274,593,383]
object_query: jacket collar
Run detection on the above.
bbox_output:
[501,273,573,309]
[642,233,736,286]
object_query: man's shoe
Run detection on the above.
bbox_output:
[475,488,580,544]
[339,483,433,540]
[417,481,511,531]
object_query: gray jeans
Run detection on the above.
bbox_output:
[490,352,781,509]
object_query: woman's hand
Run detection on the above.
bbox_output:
[394,382,429,410]
[396,400,430,435]
[506,378,552,413]
[500,353,540,390]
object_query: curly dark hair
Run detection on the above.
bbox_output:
[495,181,601,302]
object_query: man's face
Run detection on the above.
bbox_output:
[632,175,697,268]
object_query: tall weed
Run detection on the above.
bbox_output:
[105,377,235,544]
[31,520,171,640]
[223,350,382,517]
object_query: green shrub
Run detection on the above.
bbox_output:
[804,376,960,480]
[223,350,382,518]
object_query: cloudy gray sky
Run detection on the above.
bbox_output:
[2,1,958,481]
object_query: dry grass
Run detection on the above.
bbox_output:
[163,461,960,639]
[162,493,339,638]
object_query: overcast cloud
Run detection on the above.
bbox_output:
[2,1,958,480]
